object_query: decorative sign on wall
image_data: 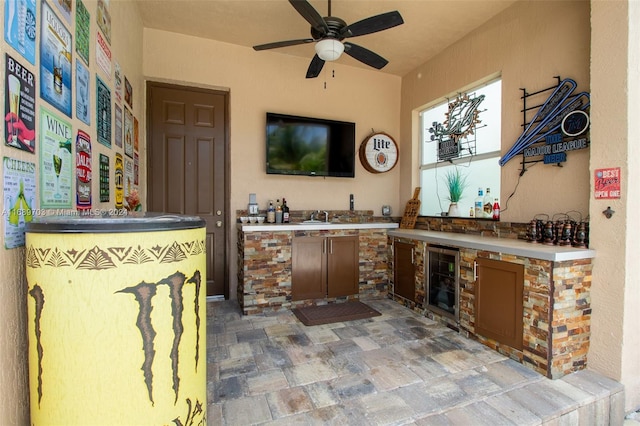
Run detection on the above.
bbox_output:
[75,0,90,65]
[96,76,111,147]
[124,156,134,196]
[124,106,133,157]
[124,76,133,108]
[96,0,111,43]
[114,103,123,148]
[76,59,90,125]
[95,30,111,78]
[429,93,485,161]
[76,130,91,210]
[134,116,139,152]
[134,151,139,185]
[53,0,72,24]
[4,0,37,65]
[3,157,35,249]
[40,0,72,117]
[39,107,72,208]
[5,54,36,153]
[114,61,122,104]
[501,77,590,167]
[594,167,620,199]
[99,153,109,202]
[114,152,123,209]
[359,132,398,173]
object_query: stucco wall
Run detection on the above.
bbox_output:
[0,1,145,422]
[590,0,640,411]
[143,29,401,300]
[400,0,591,223]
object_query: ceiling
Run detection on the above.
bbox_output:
[136,0,517,77]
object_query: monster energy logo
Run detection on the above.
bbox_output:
[117,270,203,406]
[28,269,203,414]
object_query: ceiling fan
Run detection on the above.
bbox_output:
[253,0,404,78]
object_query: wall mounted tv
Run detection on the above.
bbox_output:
[266,112,356,178]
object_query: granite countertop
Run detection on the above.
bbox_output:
[239,222,399,232]
[388,229,595,262]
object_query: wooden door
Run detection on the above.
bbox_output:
[327,236,359,297]
[475,258,524,350]
[147,82,228,297]
[394,241,416,302]
[292,237,327,300]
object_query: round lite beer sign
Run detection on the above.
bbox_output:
[359,132,399,173]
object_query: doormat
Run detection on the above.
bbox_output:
[292,301,381,326]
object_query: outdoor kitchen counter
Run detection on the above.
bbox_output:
[239,222,399,232]
[388,229,595,262]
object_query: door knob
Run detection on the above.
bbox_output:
[216,221,222,228]
[216,210,222,216]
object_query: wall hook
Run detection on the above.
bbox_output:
[602,206,615,219]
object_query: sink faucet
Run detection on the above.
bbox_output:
[310,210,329,222]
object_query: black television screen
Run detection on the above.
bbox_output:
[266,112,355,177]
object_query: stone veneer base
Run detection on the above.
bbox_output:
[388,229,592,380]
[237,228,391,315]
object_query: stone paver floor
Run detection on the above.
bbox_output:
[207,298,625,425]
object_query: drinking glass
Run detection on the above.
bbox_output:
[8,75,21,144]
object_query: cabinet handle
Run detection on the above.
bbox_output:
[473,261,478,281]
[411,248,414,265]
[329,239,333,254]
[323,239,327,254]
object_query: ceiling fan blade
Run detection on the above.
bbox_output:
[306,54,325,78]
[340,11,404,38]
[253,38,314,51]
[289,0,329,35]
[343,42,388,69]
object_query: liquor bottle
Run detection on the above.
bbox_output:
[492,198,500,220]
[474,188,484,218]
[275,199,283,223]
[282,198,290,223]
[267,200,275,223]
[483,188,493,218]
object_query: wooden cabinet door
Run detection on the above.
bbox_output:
[394,241,416,302]
[475,258,524,350]
[327,236,359,297]
[292,237,327,300]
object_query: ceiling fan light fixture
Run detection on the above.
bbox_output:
[315,38,344,61]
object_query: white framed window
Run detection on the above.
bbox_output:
[419,77,502,216]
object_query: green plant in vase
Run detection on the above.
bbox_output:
[443,168,468,217]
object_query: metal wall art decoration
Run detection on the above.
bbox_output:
[428,92,485,161]
[501,77,590,168]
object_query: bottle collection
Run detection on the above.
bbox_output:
[472,187,500,220]
[266,198,290,224]
[242,194,290,224]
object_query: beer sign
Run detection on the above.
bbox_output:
[594,167,621,199]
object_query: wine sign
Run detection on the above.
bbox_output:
[39,107,72,208]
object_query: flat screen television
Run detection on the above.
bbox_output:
[266,112,356,177]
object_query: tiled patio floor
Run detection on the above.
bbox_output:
[207,298,625,425]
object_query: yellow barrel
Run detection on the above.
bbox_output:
[25,214,207,425]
